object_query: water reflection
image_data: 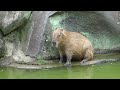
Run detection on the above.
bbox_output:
[66,65,93,79]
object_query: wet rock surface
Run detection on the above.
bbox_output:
[4,53,120,69]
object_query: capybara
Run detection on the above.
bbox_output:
[52,28,94,66]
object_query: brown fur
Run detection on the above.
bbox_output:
[52,28,94,66]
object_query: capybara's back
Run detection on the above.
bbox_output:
[52,28,94,66]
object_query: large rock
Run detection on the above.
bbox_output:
[16,11,57,59]
[0,11,32,64]
[0,11,32,35]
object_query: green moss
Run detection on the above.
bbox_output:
[23,11,32,19]
[49,12,69,30]
[15,13,33,53]
[36,56,53,64]
[36,59,48,64]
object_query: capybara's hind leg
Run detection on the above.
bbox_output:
[80,48,93,64]
[64,51,73,66]
[80,58,89,64]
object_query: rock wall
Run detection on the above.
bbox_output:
[0,11,57,65]
[0,11,33,64]
[0,11,120,66]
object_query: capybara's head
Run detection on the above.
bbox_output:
[52,28,64,48]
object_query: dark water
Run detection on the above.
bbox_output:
[0,61,120,79]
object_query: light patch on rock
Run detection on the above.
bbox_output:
[12,49,35,62]
[4,40,35,63]
[5,41,14,57]
[0,39,4,48]
[2,11,22,28]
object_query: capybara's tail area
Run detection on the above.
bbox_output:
[84,48,94,61]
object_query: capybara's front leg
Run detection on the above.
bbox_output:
[59,51,63,64]
[64,55,72,66]
[64,51,72,66]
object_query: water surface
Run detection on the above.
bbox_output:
[0,61,120,79]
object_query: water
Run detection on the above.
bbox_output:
[0,61,120,79]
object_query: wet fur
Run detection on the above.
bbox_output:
[52,28,94,66]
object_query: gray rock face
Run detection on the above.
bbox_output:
[0,38,6,58]
[0,11,33,65]
[25,11,51,57]
[17,11,56,58]
[0,11,32,35]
